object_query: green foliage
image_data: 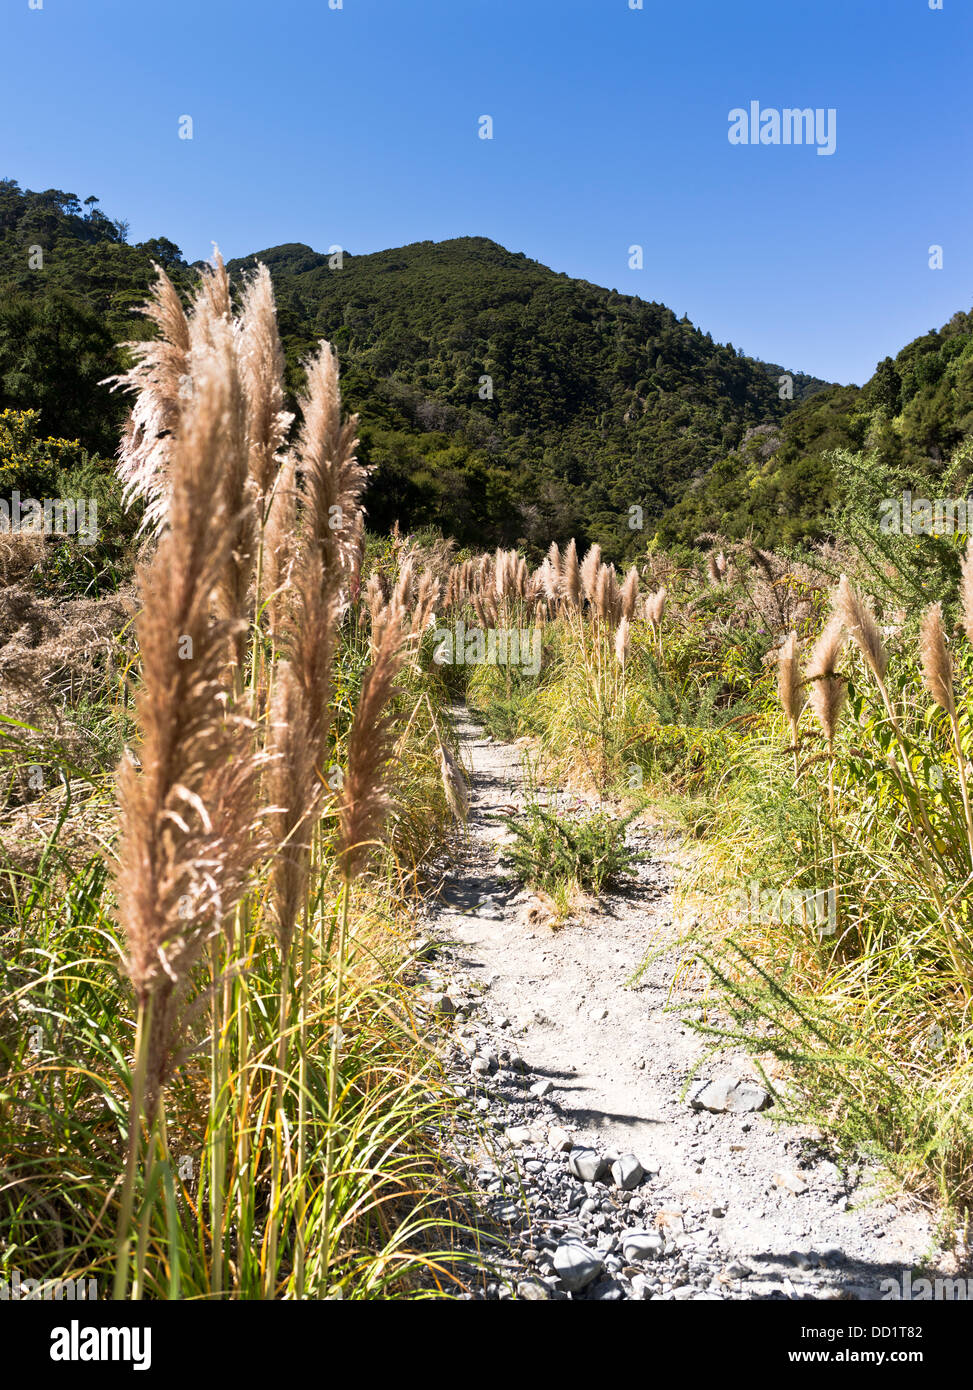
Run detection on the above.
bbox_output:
[661,306,973,553]
[0,181,196,457]
[503,802,639,897]
[0,408,138,595]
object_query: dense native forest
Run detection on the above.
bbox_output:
[2,178,973,562]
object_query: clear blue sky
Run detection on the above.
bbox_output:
[1,0,969,384]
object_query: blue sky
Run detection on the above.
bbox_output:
[1,0,969,383]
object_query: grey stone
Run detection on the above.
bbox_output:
[530,1078,554,1098]
[505,1125,532,1145]
[621,1230,666,1261]
[690,1076,772,1114]
[567,1148,610,1183]
[611,1154,644,1190]
[553,1239,604,1292]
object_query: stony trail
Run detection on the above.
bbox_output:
[415,707,957,1301]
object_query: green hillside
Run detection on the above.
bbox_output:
[4,177,972,561]
[0,179,829,555]
[226,236,829,551]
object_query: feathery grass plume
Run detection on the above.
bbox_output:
[515,555,528,600]
[338,594,410,880]
[237,264,293,514]
[411,570,441,641]
[920,603,955,718]
[298,342,365,590]
[614,615,631,667]
[547,542,562,590]
[493,548,509,601]
[481,588,499,629]
[499,549,513,600]
[562,539,581,609]
[445,563,462,609]
[111,265,191,534]
[260,453,298,643]
[539,557,559,604]
[397,555,417,608]
[834,575,887,682]
[460,557,474,605]
[777,629,803,729]
[287,545,338,781]
[592,562,620,627]
[620,566,639,622]
[364,571,385,623]
[192,246,233,334]
[644,585,668,646]
[961,539,973,646]
[202,308,256,656]
[580,543,603,602]
[591,563,610,622]
[706,552,722,588]
[285,340,369,772]
[114,335,263,1106]
[806,615,847,744]
[644,586,667,625]
[607,564,622,625]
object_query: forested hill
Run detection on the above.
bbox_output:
[0,179,834,555]
[226,236,829,549]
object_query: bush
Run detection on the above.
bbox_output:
[502,802,639,897]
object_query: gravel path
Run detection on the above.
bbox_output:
[416,707,960,1301]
